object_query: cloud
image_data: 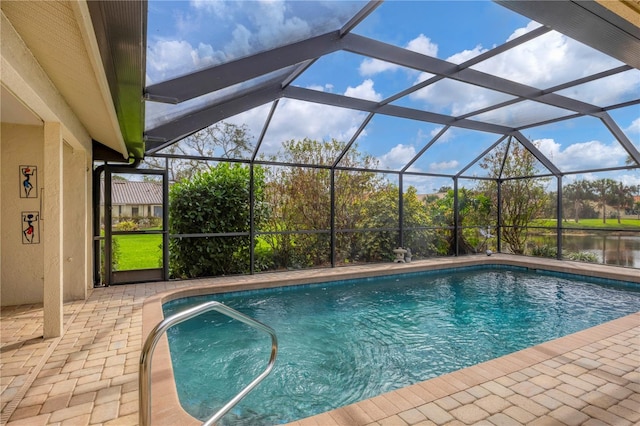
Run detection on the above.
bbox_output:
[407,21,631,117]
[256,97,367,154]
[359,34,438,76]
[446,45,488,65]
[344,79,382,102]
[619,172,640,187]
[378,144,417,170]
[535,138,629,171]
[625,117,640,135]
[240,80,380,155]
[147,39,221,83]
[190,0,230,16]
[429,160,459,172]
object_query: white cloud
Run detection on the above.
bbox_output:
[256,97,367,154]
[473,27,623,89]
[429,160,459,172]
[359,58,400,76]
[146,38,226,83]
[446,45,488,65]
[535,138,629,171]
[378,144,417,170]
[250,2,311,49]
[407,21,631,116]
[344,79,382,102]
[359,34,438,76]
[619,172,640,187]
[190,0,230,16]
[625,117,640,135]
[406,34,439,57]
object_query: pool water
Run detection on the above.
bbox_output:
[163,268,640,425]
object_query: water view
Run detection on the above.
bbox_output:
[532,233,640,268]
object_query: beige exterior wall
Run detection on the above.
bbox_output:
[1,123,45,305]
[0,123,91,307]
[63,141,89,301]
[1,1,129,336]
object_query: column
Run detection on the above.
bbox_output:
[43,122,63,338]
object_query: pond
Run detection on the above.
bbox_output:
[531,232,640,268]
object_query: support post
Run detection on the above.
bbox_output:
[453,177,459,256]
[43,122,64,338]
[398,174,404,248]
[249,164,255,274]
[557,176,563,260]
[496,180,502,253]
[330,169,336,267]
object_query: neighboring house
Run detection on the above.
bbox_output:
[101,180,163,222]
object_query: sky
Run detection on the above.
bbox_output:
[145,0,640,194]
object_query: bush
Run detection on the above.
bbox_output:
[115,220,138,231]
[99,237,120,284]
[565,251,598,263]
[169,163,265,278]
[530,244,598,263]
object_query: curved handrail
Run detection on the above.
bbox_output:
[139,301,278,426]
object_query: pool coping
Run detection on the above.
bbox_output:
[141,254,640,425]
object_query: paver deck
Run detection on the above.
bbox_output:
[1,254,639,425]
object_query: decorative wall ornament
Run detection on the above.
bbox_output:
[19,165,37,198]
[22,211,40,244]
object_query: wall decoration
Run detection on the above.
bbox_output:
[22,211,40,244]
[19,165,37,198]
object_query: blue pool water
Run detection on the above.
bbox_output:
[163,267,640,425]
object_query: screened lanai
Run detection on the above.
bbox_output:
[93,0,640,285]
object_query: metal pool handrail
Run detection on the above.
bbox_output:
[139,301,278,426]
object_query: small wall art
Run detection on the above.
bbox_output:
[22,211,40,244]
[19,165,38,198]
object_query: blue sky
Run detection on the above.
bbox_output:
[146,0,640,193]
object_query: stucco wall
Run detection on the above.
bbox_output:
[63,142,88,301]
[1,123,45,305]
[1,124,92,306]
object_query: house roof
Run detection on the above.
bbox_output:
[107,180,162,206]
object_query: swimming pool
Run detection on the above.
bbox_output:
[163,266,640,425]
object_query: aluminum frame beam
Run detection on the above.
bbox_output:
[341,33,605,117]
[598,112,640,165]
[511,131,561,176]
[283,86,515,135]
[145,84,283,153]
[145,31,344,104]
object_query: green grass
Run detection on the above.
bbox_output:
[531,218,640,230]
[113,233,162,270]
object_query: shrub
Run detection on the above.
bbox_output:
[565,251,598,263]
[115,220,139,231]
[531,244,598,263]
[99,237,120,283]
[169,163,265,278]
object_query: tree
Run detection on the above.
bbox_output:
[610,181,634,224]
[144,122,253,183]
[261,138,422,267]
[591,178,617,224]
[478,142,548,254]
[424,187,492,255]
[563,180,594,223]
[168,163,265,278]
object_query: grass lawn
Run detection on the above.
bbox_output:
[532,218,640,230]
[114,233,162,270]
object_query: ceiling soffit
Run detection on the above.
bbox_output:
[1,0,128,157]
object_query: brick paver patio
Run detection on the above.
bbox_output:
[1,255,638,425]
